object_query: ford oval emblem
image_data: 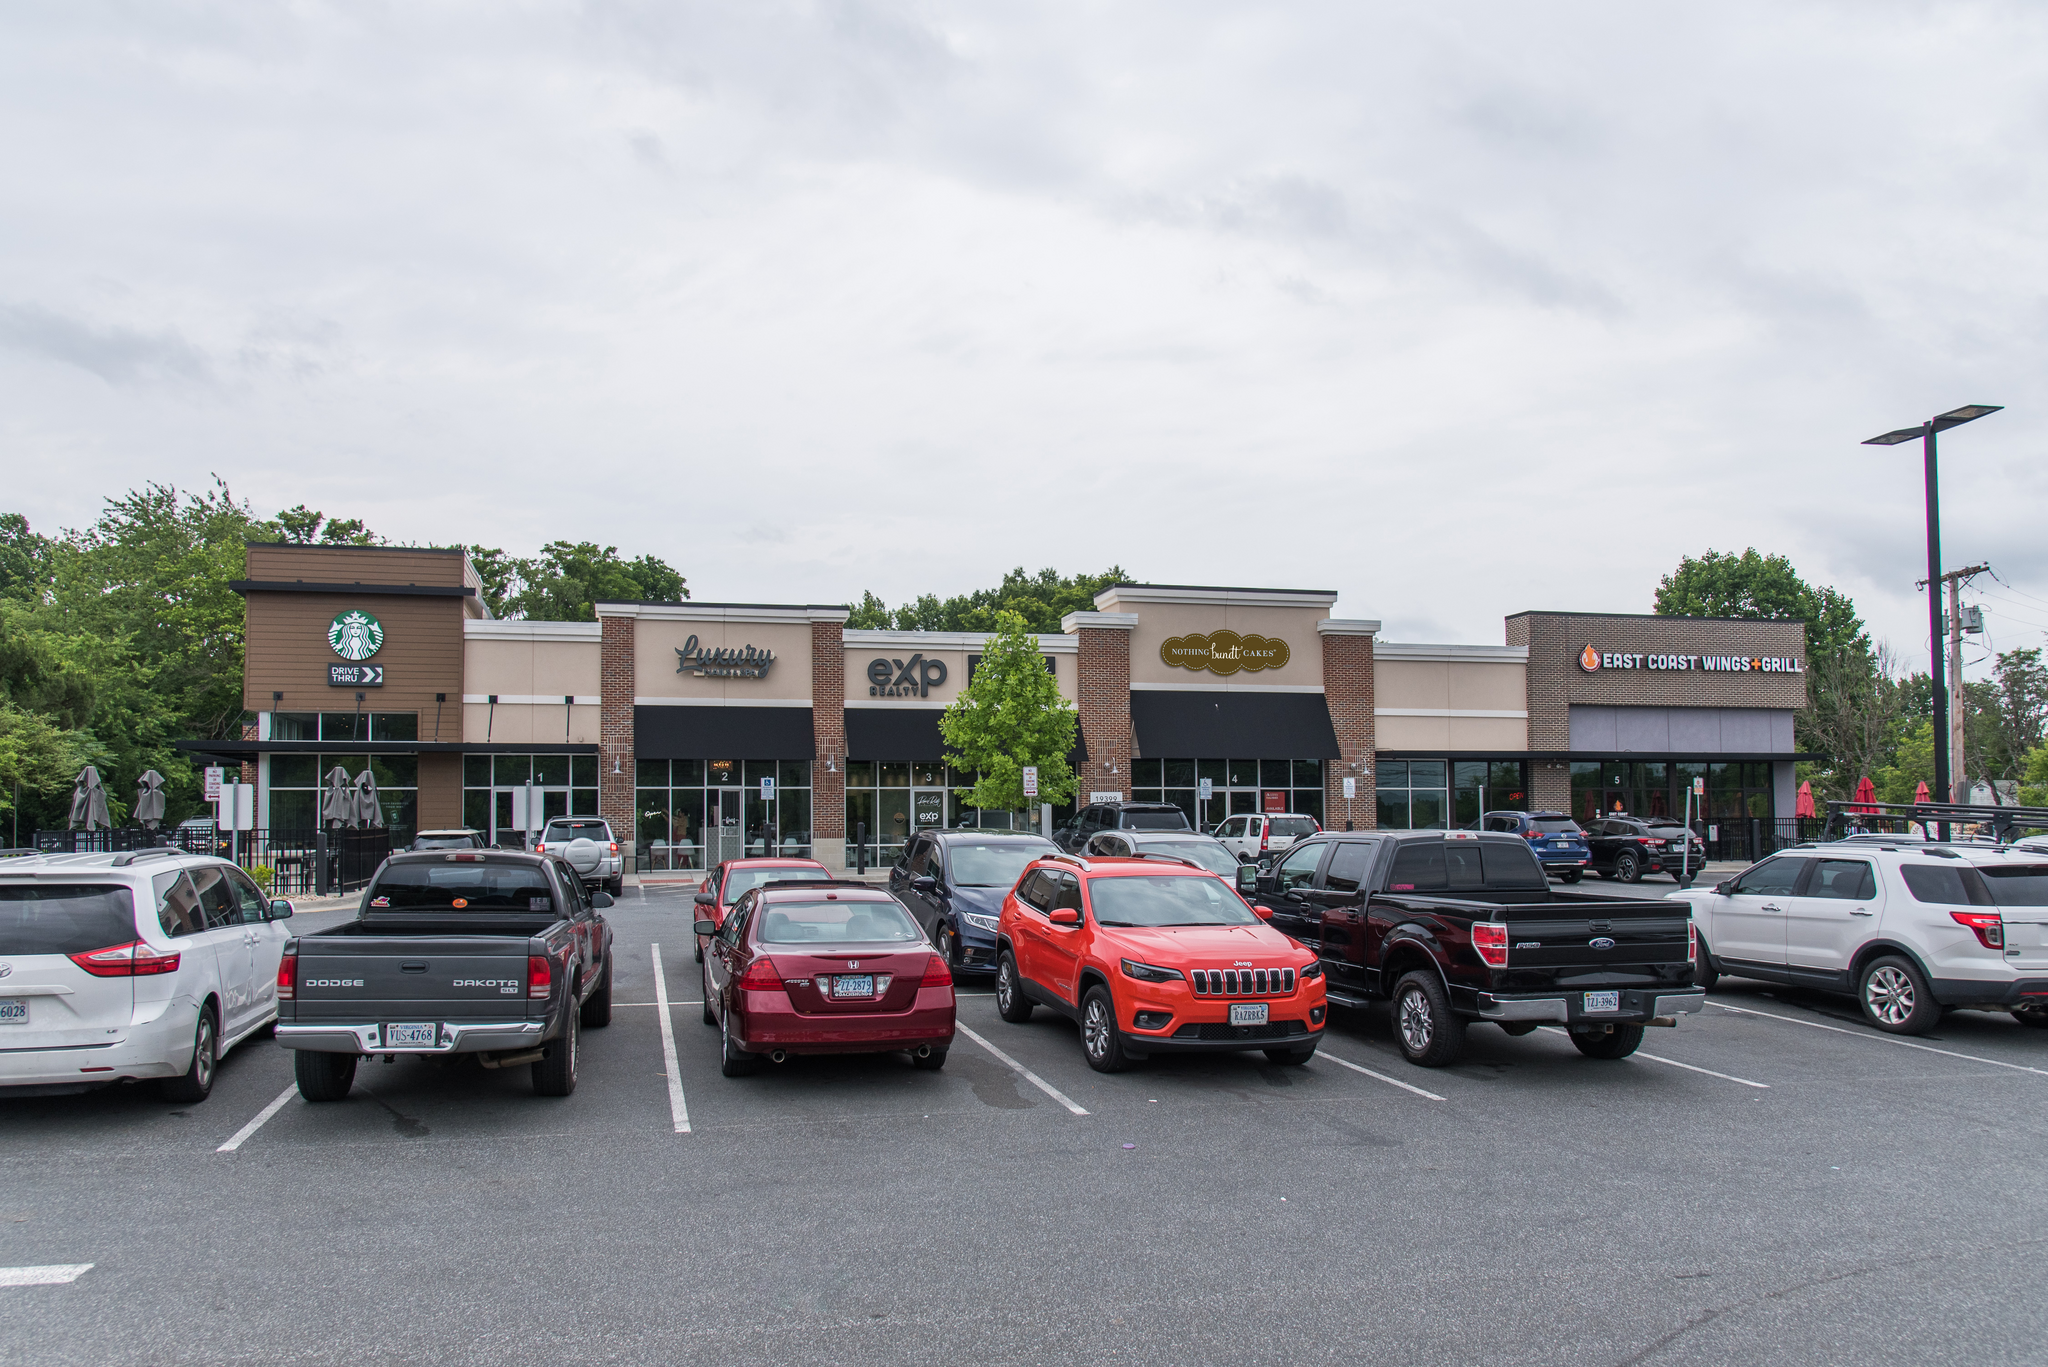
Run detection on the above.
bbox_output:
[1589,936,1616,951]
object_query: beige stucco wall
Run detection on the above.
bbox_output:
[1374,714,1529,751]
[1107,598,1329,689]
[632,619,816,703]
[465,637,601,699]
[1375,660,1527,713]
[462,701,602,746]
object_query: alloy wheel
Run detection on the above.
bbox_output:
[1864,965,1916,1026]
[997,962,1015,1012]
[1083,996,1112,1060]
[1397,987,1434,1054]
[193,1013,216,1090]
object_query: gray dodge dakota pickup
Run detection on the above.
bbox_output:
[275,849,614,1100]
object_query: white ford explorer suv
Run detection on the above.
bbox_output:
[1671,841,2048,1034]
[0,848,294,1101]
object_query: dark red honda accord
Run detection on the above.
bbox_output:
[698,883,955,1077]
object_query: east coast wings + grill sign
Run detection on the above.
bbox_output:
[1578,645,1803,674]
[1159,630,1291,676]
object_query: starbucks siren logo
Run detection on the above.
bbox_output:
[328,609,385,661]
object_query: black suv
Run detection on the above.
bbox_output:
[889,829,1059,976]
[1585,815,1704,883]
[1052,801,1193,853]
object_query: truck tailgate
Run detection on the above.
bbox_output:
[1493,900,1691,990]
[294,934,538,1022]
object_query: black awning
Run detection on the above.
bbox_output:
[1130,691,1339,759]
[634,706,814,761]
[844,708,1088,765]
[174,739,596,756]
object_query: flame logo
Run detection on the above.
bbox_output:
[1580,645,1600,671]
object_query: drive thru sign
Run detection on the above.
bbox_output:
[1022,767,1038,798]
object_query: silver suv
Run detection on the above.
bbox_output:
[535,818,623,896]
[1673,841,2048,1033]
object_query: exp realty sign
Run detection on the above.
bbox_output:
[867,654,948,698]
[1579,646,1803,674]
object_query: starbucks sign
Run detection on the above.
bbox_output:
[328,609,385,661]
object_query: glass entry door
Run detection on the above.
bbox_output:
[491,786,567,848]
[711,788,745,865]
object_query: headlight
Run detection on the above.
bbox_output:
[1120,959,1184,983]
[960,912,1001,934]
[1299,959,1324,981]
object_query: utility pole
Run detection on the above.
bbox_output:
[1920,562,1990,804]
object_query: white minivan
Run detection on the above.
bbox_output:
[0,849,294,1100]
[1672,842,2048,1034]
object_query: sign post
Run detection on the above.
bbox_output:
[1342,775,1356,832]
[204,767,224,848]
[1021,766,1038,801]
[1198,776,1212,828]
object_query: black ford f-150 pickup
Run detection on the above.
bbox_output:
[1242,829,1701,1066]
[275,849,614,1100]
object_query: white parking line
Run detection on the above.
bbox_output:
[1312,1050,1446,1100]
[955,1024,1090,1115]
[649,943,693,1134]
[217,1083,301,1152]
[615,1000,703,1008]
[1712,1000,2048,1078]
[1536,1029,1768,1088]
[0,1265,93,1287]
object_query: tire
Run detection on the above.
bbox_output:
[1079,985,1131,1073]
[2014,1006,2048,1029]
[1859,954,1941,1034]
[1694,935,1719,992]
[293,1049,358,1103]
[607,875,623,897]
[995,952,1034,1023]
[1498,1021,1539,1037]
[701,960,717,1027]
[580,959,613,1028]
[159,1005,218,1103]
[911,1047,948,1071]
[1615,851,1641,884]
[532,1009,579,1096]
[1264,1044,1317,1065]
[1559,870,1583,884]
[1391,970,1465,1067]
[1571,1023,1646,1059]
[719,1008,758,1077]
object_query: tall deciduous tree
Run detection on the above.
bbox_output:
[847,567,1133,634]
[939,610,1079,815]
[502,541,689,621]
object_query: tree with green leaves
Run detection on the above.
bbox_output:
[939,610,1079,816]
[0,514,55,602]
[276,505,381,545]
[502,541,689,621]
[847,566,1133,635]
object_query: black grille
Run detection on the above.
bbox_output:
[1172,1020,1305,1041]
[1189,967,1295,996]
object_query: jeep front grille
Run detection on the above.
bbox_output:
[1189,967,1296,996]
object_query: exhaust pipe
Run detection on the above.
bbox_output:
[915,1044,932,1059]
[770,1050,787,1064]
[479,1049,546,1069]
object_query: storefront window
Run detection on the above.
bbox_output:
[1127,757,1328,833]
[1384,759,1526,830]
[630,760,812,870]
[265,753,418,842]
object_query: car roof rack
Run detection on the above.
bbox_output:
[110,847,187,868]
[1131,853,1206,871]
[1041,851,1093,872]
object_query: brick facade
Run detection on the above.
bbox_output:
[1319,629,1376,830]
[1073,622,1134,797]
[811,618,845,842]
[598,613,636,842]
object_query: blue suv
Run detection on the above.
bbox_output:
[889,830,1060,976]
[1482,810,1590,882]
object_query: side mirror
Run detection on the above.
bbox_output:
[911,876,937,893]
[591,891,615,909]
[694,918,717,937]
[1237,866,1258,894]
[1252,904,1274,921]
[1713,880,1732,895]
[268,898,294,920]
[1049,907,1081,926]
[694,891,716,906]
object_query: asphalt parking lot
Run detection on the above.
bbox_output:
[5,881,2048,1367]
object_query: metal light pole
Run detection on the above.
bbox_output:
[1863,404,2001,823]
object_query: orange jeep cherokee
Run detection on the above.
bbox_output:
[994,853,1326,1072]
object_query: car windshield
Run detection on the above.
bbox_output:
[543,821,611,842]
[1121,811,1191,831]
[1089,875,1258,927]
[948,842,1053,887]
[0,884,138,955]
[724,866,829,902]
[369,863,556,912]
[756,899,923,944]
[1530,819,1580,834]
[1977,864,2048,906]
[1138,841,1238,876]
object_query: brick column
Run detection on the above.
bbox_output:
[1320,623,1377,830]
[1065,613,1135,799]
[810,616,847,871]
[1507,614,1571,813]
[599,612,636,856]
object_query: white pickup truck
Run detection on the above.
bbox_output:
[534,818,623,896]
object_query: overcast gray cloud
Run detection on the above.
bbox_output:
[3,0,2045,678]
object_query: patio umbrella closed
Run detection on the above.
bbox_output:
[1853,775,1878,815]
[1913,780,1931,804]
[134,770,167,829]
[1795,780,1816,819]
[353,769,385,828]
[68,766,111,831]
[320,766,356,827]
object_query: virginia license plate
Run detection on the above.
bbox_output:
[385,1022,437,1047]
[831,975,875,998]
[0,999,25,1025]
[1584,992,1620,1014]
[1228,1002,1269,1026]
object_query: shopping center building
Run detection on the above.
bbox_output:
[185,544,1813,869]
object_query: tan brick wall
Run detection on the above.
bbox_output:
[1075,626,1133,796]
[811,619,845,839]
[599,615,636,839]
[1321,633,1376,830]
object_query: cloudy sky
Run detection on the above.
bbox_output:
[4,1,2045,676]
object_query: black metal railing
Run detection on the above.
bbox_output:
[28,825,391,896]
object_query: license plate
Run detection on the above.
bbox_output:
[831,975,875,998]
[1228,1002,1269,1026]
[1584,992,1620,1014]
[0,999,25,1025]
[385,1022,437,1047]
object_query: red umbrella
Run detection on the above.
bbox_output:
[1854,775,1877,815]
[1795,781,1816,818]
[1913,780,1931,804]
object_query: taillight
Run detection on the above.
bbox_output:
[1524,830,1541,840]
[1471,922,1509,969]
[608,842,619,854]
[68,941,181,977]
[1952,911,2004,949]
[528,954,552,999]
[1260,829,1270,852]
[1688,919,1698,963]
[277,952,297,1000]
[737,959,785,992]
[920,955,953,987]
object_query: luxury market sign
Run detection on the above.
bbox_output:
[676,635,774,679]
[1159,630,1291,676]
[1578,646,1803,674]
[328,609,384,661]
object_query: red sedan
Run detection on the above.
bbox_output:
[698,884,955,1077]
[692,857,830,962]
